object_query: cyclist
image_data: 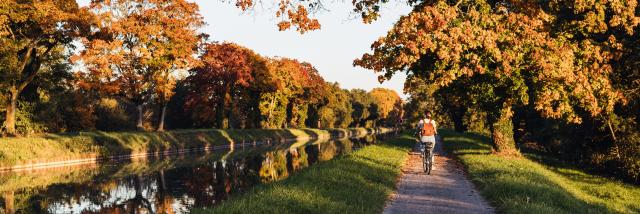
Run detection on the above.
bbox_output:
[417,111,438,170]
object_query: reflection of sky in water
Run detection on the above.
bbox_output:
[1,134,385,213]
[48,179,158,213]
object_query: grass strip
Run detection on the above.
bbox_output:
[194,133,414,214]
[0,128,390,169]
[441,130,640,214]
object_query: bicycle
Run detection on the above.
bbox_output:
[421,141,434,175]
[415,132,434,175]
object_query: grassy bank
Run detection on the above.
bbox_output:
[441,130,640,213]
[0,128,390,169]
[194,133,414,213]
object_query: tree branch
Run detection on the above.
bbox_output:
[17,43,56,92]
[17,42,36,75]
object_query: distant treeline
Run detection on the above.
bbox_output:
[1,41,403,134]
[0,0,403,136]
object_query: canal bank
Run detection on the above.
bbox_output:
[195,133,414,213]
[0,131,396,213]
[0,128,393,171]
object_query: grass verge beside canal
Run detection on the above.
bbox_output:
[441,130,640,213]
[195,133,414,214]
[0,128,389,170]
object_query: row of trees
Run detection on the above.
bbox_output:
[355,0,639,183]
[173,43,403,130]
[0,0,402,135]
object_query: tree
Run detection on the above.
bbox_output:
[349,89,374,127]
[369,88,401,126]
[259,58,320,128]
[185,43,267,129]
[320,84,353,128]
[285,62,326,128]
[0,0,91,135]
[147,0,204,131]
[78,0,203,131]
[355,0,632,155]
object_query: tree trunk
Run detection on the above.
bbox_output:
[227,86,235,129]
[267,93,276,128]
[157,104,167,132]
[4,90,18,136]
[159,170,166,190]
[451,110,467,132]
[136,104,145,131]
[3,191,14,214]
[216,95,225,129]
[489,105,519,155]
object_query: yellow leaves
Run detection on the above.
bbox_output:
[78,0,202,104]
[277,21,292,31]
[0,13,9,38]
[276,5,321,33]
[369,88,401,119]
[355,0,632,125]
[570,0,640,35]
[235,0,253,10]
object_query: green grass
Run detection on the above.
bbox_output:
[194,133,414,214]
[0,128,389,169]
[441,129,640,214]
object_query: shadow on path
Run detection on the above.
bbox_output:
[384,137,495,214]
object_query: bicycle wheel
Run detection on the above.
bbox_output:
[426,150,433,175]
[422,149,428,173]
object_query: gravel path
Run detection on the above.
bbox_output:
[384,138,494,214]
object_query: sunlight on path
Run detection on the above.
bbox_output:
[384,139,494,214]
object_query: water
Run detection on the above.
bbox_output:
[0,133,388,213]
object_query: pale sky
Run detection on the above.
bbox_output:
[77,0,413,97]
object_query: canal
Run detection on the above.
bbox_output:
[0,133,390,213]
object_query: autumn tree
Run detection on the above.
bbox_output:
[317,83,353,128]
[78,0,203,131]
[147,0,204,131]
[0,0,91,135]
[349,89,374,127]
[185,43,267,129]
[259,58,321,128]
[368,88,401,126]
[285,62,326,128]
[355,0,634,155]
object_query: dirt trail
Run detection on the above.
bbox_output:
[384,138,494,214]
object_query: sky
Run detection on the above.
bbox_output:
[201,1,413,97]
[77,0,413,97]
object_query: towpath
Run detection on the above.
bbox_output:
[384,137,494,214]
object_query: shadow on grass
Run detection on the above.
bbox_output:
[441,130,639,214]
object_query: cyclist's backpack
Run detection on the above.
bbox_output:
[421,119,435,136]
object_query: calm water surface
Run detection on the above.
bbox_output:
[0,134,388,213]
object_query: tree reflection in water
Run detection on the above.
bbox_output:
[0,133,387,213]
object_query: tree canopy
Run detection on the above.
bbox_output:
[76,0,203,130]
[0,0,92,135]
[354,0,638,154]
